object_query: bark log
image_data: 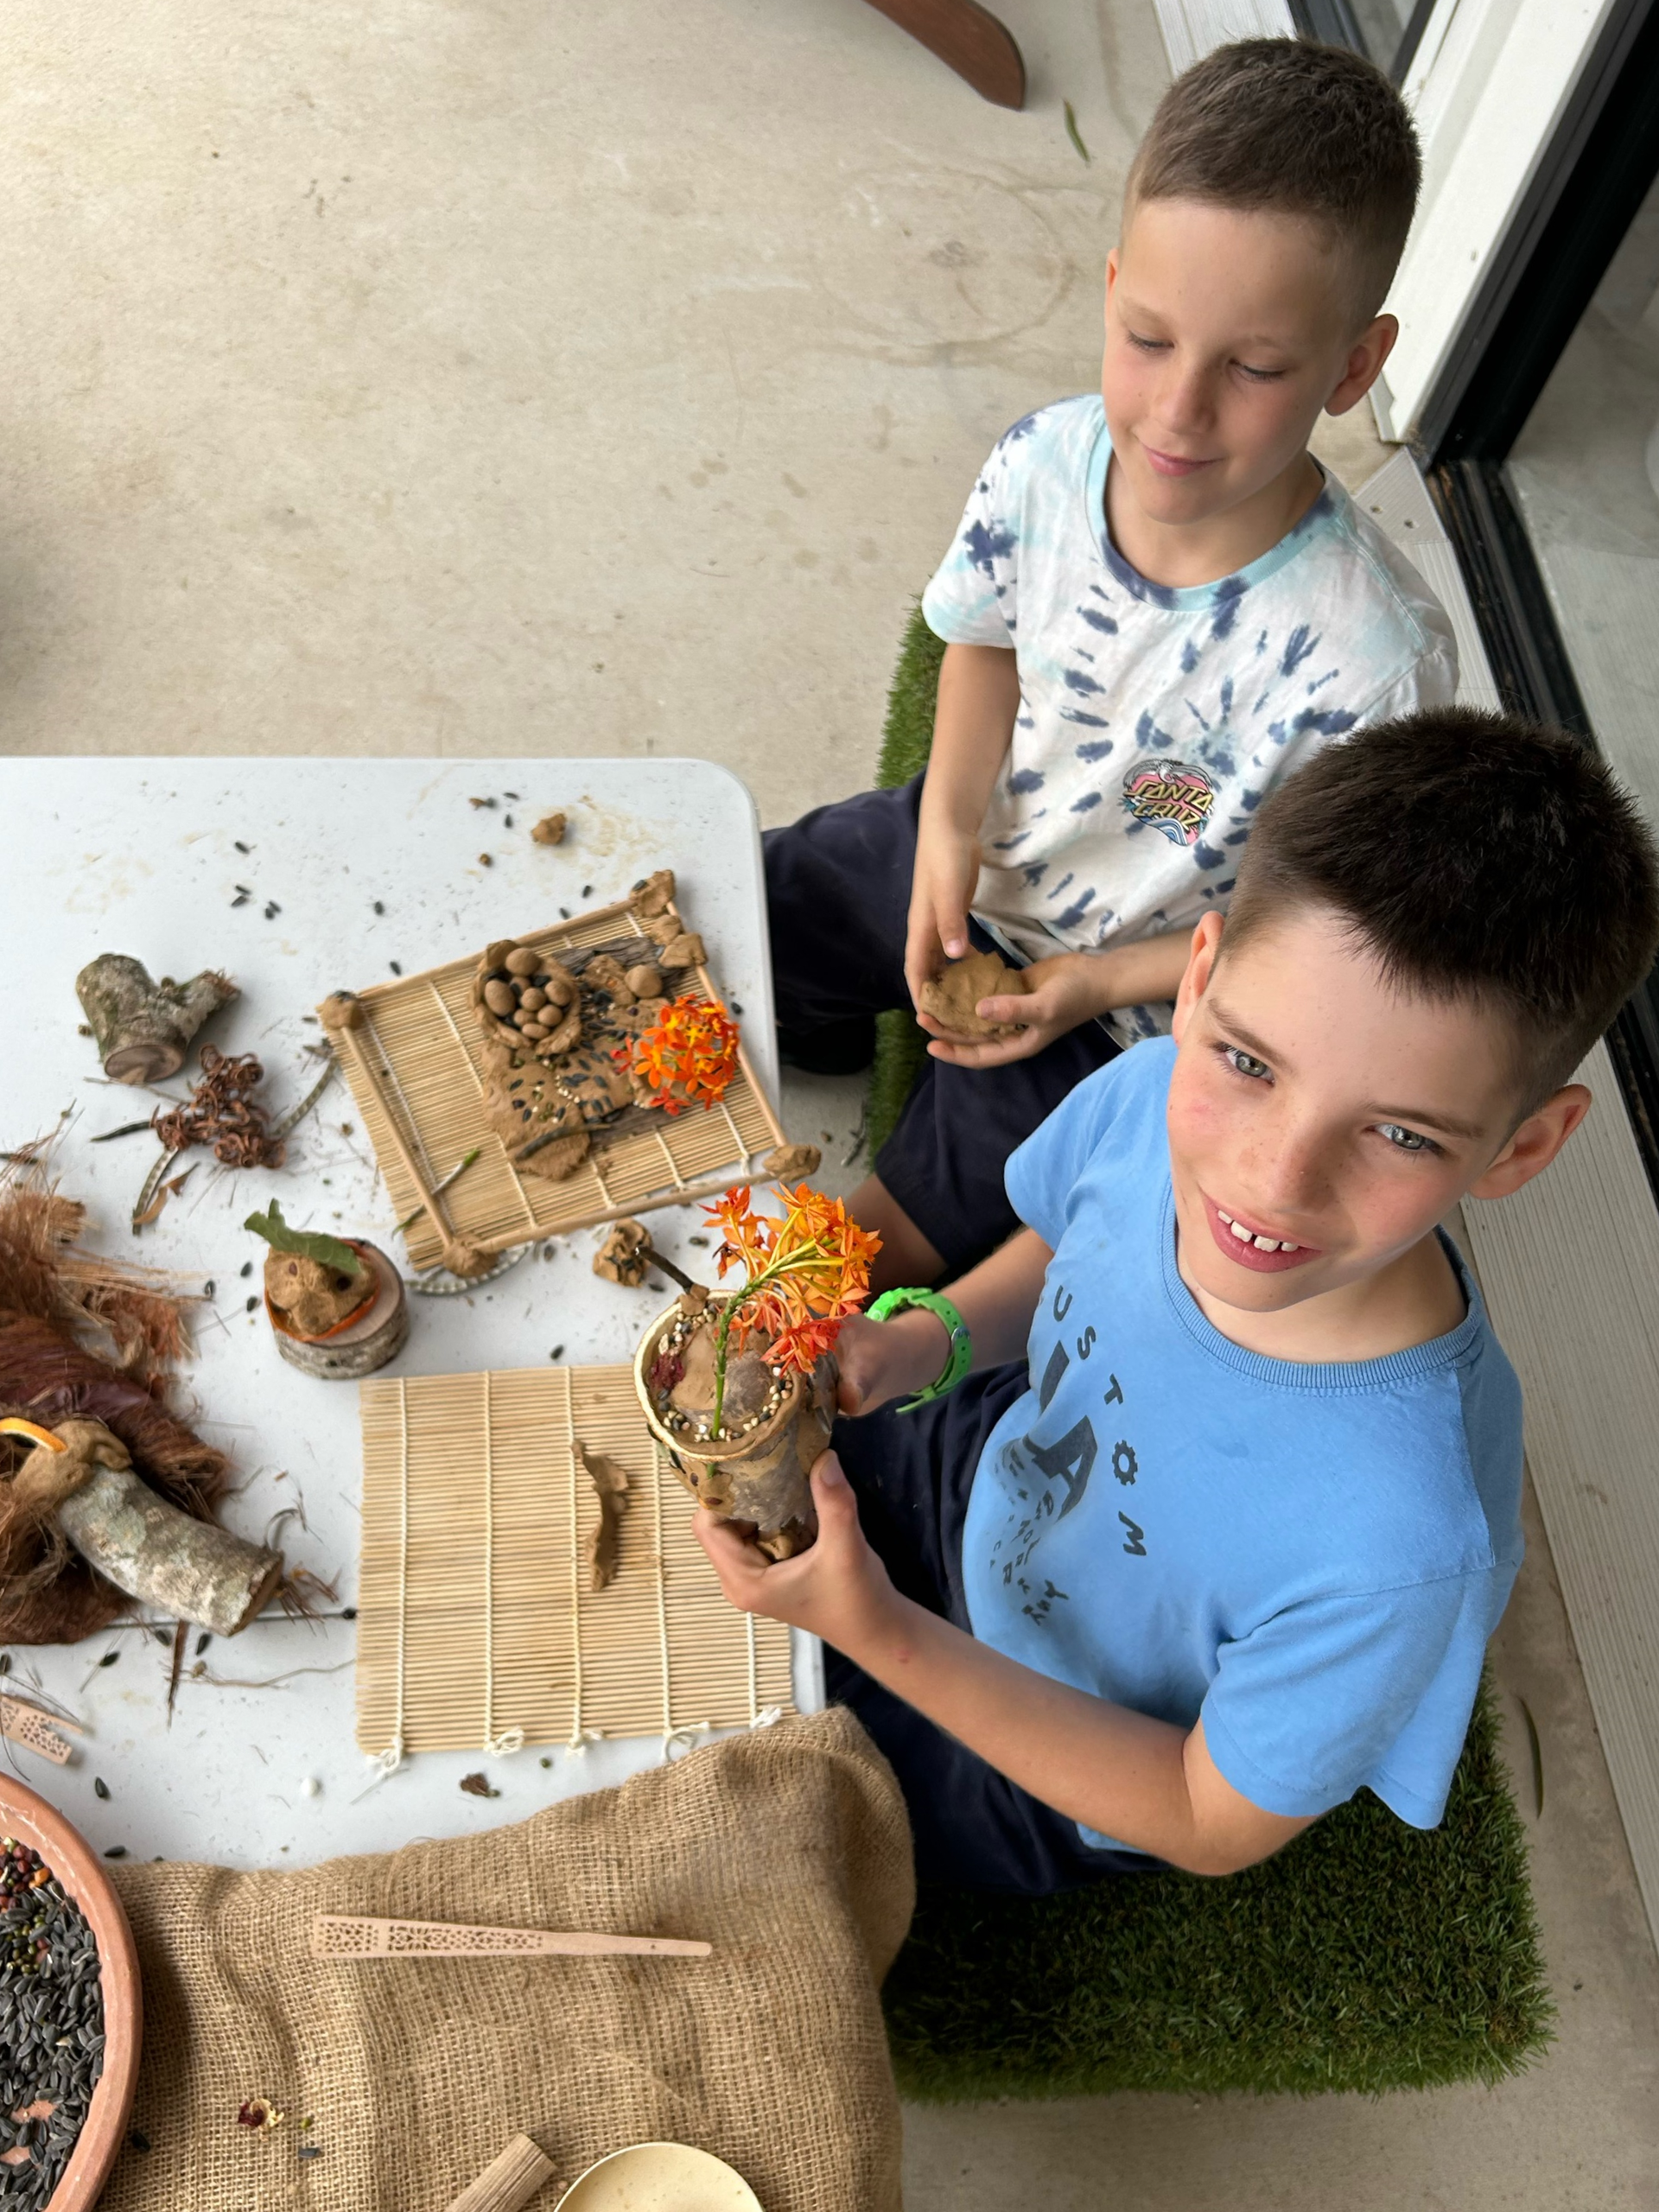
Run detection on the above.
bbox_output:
[56,1463,283,1635]
[75,955,238,1084]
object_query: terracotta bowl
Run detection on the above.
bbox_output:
[0,1770,143,2211]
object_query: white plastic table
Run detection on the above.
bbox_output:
[1,757,820,1869]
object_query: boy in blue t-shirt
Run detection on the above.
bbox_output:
[766,41,1453,1294]
[701,713,1659,1891]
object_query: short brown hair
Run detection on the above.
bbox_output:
[1224,710,1659,1105]
[1128,39,1421,321]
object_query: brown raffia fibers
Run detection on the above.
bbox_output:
[103,1708,913,2212]
[0,1171,229,1643]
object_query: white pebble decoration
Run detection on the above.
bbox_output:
[300,1776,321,1798]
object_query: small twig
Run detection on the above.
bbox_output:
[395,1145,480,1235]
[166,1620,187,1726]
[641,1245,698,1294]
[91,1121,155,1144]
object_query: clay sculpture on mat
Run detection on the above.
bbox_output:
[577,1443,630,1592]
[636,1184,880,1560]
[917,949,1029,1040]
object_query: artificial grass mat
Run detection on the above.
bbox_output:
[865,604,1553,2098]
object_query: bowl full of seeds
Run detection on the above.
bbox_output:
[0,1773,141,2212]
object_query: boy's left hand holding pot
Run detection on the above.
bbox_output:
[693,1454,900,1660]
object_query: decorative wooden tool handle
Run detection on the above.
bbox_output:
[313,1914,712,1960]
[446,2133,557,2212]
[0,1697,74,1766]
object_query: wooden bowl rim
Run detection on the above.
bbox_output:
[0,1770,143,2212]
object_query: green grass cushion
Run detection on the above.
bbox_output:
[865,607,1553,2098]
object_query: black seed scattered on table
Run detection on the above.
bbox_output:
[92,1779,109,1801]
[246,1296,258,1313]
[203,1280,215,1300]
[264,902,280,919]
[235,841,251,853]
[102,1847,125,1861]
[689,1235,709,1247]
[559,908,569,919]
[0,1653,8,1674]
[150,1627,171,1648]
[196,1633,211,1656]
[390,961,403,976]
[505,790,520,799]
[550,1345,564,1361]
[240,1261,253,1278]
[504,813,514,829]
[582,884,593,898]
[540,1757,552,1769]
[732,1001,744,1015]
[342,1606,357,1620]
[372,900,385,914]
[99,1652,119,1669]
[231,893,250,908]
[235,884,252,895]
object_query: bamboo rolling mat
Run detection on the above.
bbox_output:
[355,1363,796,1760]
[326,893,785,1270]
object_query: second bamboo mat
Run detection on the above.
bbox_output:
[355,1362,796,1758]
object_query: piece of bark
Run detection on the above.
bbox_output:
[761,1143,821,1179]
[593,1220,649,1287]
[75,956,239,1084]
[576,1444,630,1591]
[658,932,706,969]
[16,1419,285,1636]
[530,813,566,846]
[917,950,1029,1039]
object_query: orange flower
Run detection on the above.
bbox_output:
[620,996,741,1115]
[701,1181,882,1388]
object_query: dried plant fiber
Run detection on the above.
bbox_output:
[101,1708,912,2211]
[0,1177,229,1643]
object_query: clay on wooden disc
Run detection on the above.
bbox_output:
[917,950,1029,1039]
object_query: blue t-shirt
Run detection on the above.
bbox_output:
[963,1037,1523,1847]
[922,397,1457,1046]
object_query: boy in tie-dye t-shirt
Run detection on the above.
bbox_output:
[921,389,1453,1044]
[764,41,1455,1291]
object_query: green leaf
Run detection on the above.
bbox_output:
[243,1198,364,1279]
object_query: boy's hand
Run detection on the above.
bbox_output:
[905,823,982,1012]
[923,950,1111,1068]
[833,1309,951,1418]
[693,1452,901,1657]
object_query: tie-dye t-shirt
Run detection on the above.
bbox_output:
[921,396,1457,1046]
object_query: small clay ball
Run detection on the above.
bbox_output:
[512,1005,537,1027]
[506,947,542,976]
[483,979,516,1016]
[626,963,663,997]
[520,1021,549,1041]
[518,986,547,1012]
[543,975,575,1007]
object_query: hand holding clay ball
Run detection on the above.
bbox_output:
[916,950,1030,1039]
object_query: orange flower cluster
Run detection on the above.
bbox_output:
[621,995,741,1115]
[706,1182,882,1377]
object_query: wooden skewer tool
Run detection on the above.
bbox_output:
[312,1914,711,1960]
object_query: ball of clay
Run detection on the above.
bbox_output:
[625,963,663,998]
[518,986,547,1012]
[483,978,516,1016]
[659,932,705,969]
[918,950,1029,1039]
[506,947,543,976]
[593,1219,650,1287]
[531,812,567,846]
[543,974,575,1007]
[520,1021,548,1042]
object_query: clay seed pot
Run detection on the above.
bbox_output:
[264,1241,409,1380]
[633,1299,835,1560]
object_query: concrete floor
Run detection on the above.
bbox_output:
[2,0,1653,2202]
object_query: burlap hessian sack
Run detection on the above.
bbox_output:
[102,1708,913,2212]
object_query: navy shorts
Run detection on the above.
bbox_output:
[763,777,1118,1274]
[829,1370,1160,1894]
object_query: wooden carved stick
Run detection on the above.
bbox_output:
[312,1915,712,1960]
[446,2135,557,2212]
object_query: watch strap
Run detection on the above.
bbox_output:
[867,1287,973,1413]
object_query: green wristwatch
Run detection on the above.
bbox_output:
[868,1287,973,1414]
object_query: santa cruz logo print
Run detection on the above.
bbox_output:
[1122,761,1217,848]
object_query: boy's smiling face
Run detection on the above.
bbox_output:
[1166,906,1589,1323]
[1102,196,1391,537]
